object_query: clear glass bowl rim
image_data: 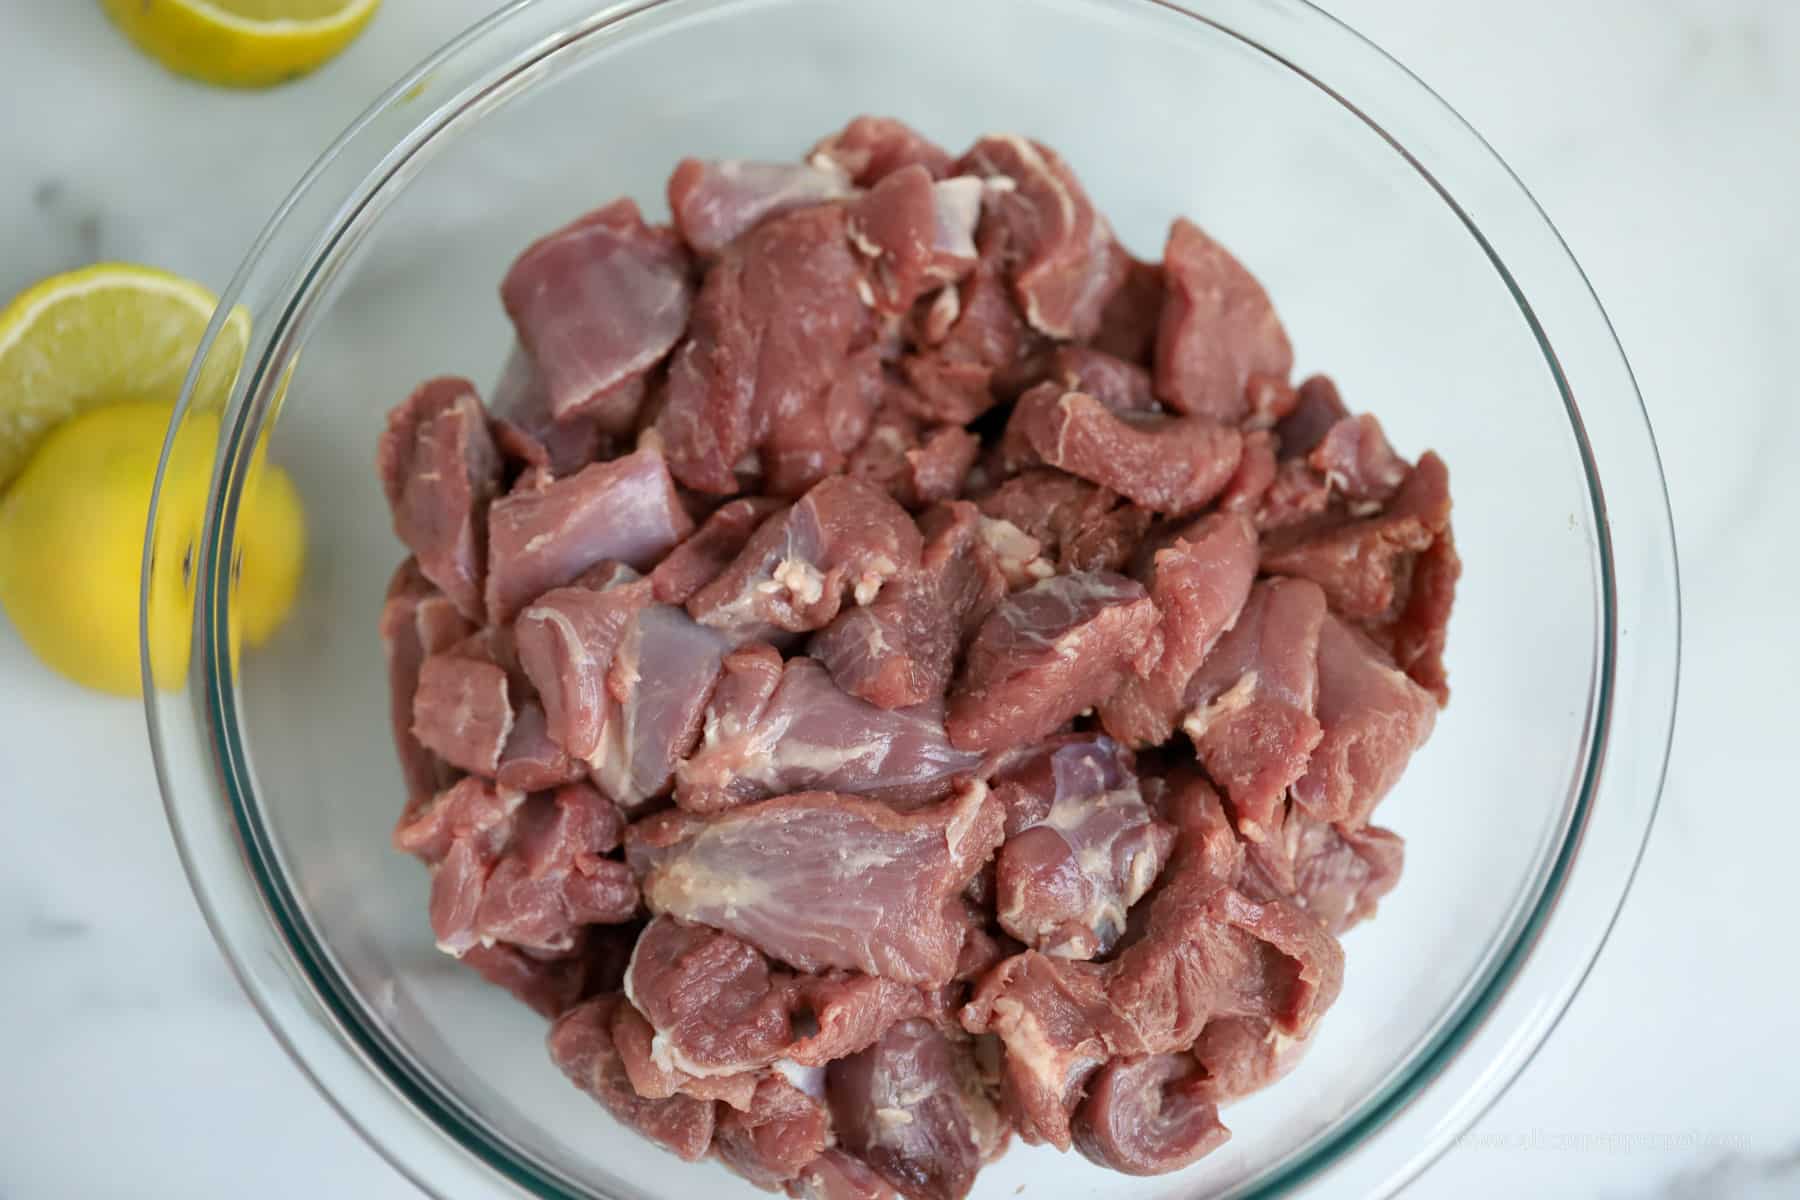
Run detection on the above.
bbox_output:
[140,1,1682,1197]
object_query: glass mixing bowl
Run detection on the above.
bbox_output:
[142,1,1680,1196]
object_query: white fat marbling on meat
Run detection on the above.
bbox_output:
[1054,391,1084,462]
[644,854,772,921]
[929,177,983,270]
[853,555,898,606]
[774,1058,828,1100]
[976,516,1052,588]
[847,222,884,260]
[869,425,909,453]
[984,135,1078,334]
[922,283,962,343]
[833,843,902,874]
[945,781,992,859]
[1182,670,1260,742]
[989,997,1094,1098]
[774,557,826,606]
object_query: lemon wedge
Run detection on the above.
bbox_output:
[100,0,381,88]
[0,263,247,489]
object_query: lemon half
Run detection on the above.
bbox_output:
[101,0,381,88]
[0,266,302,695]
[0,401,306,696]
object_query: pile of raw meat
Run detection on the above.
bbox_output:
[377,116,1457,1198]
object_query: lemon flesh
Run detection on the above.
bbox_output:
[0,264,246,489]
[100,0,381,89]
[0,402,305,696]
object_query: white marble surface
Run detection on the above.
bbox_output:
[1,1,1793,1197]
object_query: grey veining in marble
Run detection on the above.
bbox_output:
[1652,1144,1800,1200]
[1,1,1795,1198]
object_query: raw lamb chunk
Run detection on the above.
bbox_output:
[500,199,691,426]
[1244,373,1300,430]
[1106,776,1344,1052]
[1309,412,1408,504]
[1274,374,1348,458]
[381,560,473,805]
[900,425,981,508]
[827,1020,984,1200]
[965,773,1341,1145]
[959,952,1123,1150]
[495,700,588,792]
[440,620,533,698]
[899,262,1034,425]
[1181,577,1328,843]
[623,915,796,1077]
[1041,344,1157,412]
[846,394,928,503]
[975,469,1152,574]
[589,604,729,809]
[1191,1015,1308,1105]
[974,515,1054,591]
[1260,451,1451,621]
[1290,614,1438,829]
[668,158,856,256]
[993,737,1175,959]
[786,1149,898,1200]
[810,501,1006,710]
[957,135,1126,340]
[393,775,522,869]
[548,995,717,1161]
[632,783,1004,986]
[443,784,636,957]
[458,933,614,1020]
[618,924,938,1082]
[675,643,982,811]
[1256,457,1334,531]
[1154,218,1293,423]
[1242,804,1404,934]
[648,495,786,605]
[1071,1053,1230,1176]
[411,652,513,777]
[788,972,935,1066]
[717,1074,832,1189]
[687,476,922,642]
[1005,383,1243,515]
[484,450,692,622]
[377,377,502,620]
[507,559,722,807]
[1218,429,1279,516]
[1373,523,1460,704]
[514,570,653,763]
[608,998,760,1110]
[655,205,873,495]
[1098,513,1258,748]
[845,380,983,511]
[412,781,634,959]
[487,344,609,477]
[848,165,982,312]
[811,116,954,185]
[1092,251,1163,364]
[988,733,1119,837]
[946,571,1161,753]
